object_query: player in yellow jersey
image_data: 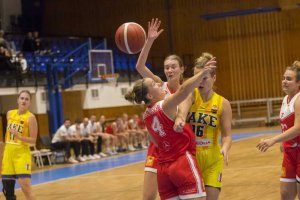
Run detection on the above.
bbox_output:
[1,90,38,200]
[175,52,232,200]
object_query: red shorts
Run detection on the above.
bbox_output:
[144,142,159,173]
[281,146,300,182]
[157,151,206,200]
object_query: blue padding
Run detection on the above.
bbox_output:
[201,7,280,20]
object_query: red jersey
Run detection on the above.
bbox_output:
[137,118,146,129]
[105,124,113,134]
[143,100,196,163]
[280,93,300,148]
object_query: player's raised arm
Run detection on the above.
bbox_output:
[136,18,164,83]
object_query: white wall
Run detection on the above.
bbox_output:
[0,0,22,30]
[86,83,132,108]
[67,82,133,109]
[0,82,134,114]
[0,87,46,114]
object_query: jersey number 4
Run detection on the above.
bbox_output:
[152,116,166,137]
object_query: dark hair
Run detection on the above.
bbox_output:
[74,119,82,124]
[64,118,71,122]
[287,60,300,81]
[125,79,149,104]
[18,90,31,100]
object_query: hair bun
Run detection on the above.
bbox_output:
[293,60,300,68]
[124,91,136,103]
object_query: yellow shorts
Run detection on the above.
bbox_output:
[1,144,31,179]
[196,146,223,188]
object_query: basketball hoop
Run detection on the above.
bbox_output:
[99,73,119,80]
[100,73,119,86]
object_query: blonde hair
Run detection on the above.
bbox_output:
[124,79,149,104]
[18,90,31,100]
[194,52,215,76]
[287,60,300,81]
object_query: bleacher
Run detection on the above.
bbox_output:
[1,34,150,88]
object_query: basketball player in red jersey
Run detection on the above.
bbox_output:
[257,61,300,200]
[136,18,216,200]
[125,62,216,199]
[136,18,184,200]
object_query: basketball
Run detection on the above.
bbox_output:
[115,22,146,54]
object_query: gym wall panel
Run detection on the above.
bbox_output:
[62,90,84,122]
[42,0,300,100]
[83,105,146,120]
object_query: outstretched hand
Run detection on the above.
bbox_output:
[147,18,164,40]
[256,138,275,152]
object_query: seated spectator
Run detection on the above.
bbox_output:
[97,115,118,156]
[129,114,148,149]
[89,115,107,158]
[0,46,14,71]
[69,119,86,162]
[33,31,43,53]
[80,117,100,160]
[109,116,129,152]
[0,30,10,49]
[51,119,79,164]
[137,112,150,146]
[22,32,35,52]
[121,113,138,151]
[16,52,27,74]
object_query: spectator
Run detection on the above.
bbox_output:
[0,29,10,49]
[89,115,107,158]
[22,32,35,52]
[51,119,79,164]
[16,52,27,74]
[129,114,148,149]
[79,117,100,160]
[33,31,43,52]
[69,119,86,162]
[96,115,118,156]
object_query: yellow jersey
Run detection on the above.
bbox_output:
[187,89,223,149]
[5,109,32,146]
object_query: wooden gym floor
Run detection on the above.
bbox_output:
[0,126,284,200]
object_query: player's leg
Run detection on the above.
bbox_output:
[143,172,158,200]
[280,148,297,200]
[202,148,223,200]
[143,143,159,200]
[280,182,296,200]
[2,179,16,200]
[18,177,35,200]
[174,152,206,200]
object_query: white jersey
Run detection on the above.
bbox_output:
[52,125,72,143]
[69,124,78,136]
[162,82,173,98]
[89,121,98,133]
[280,93,300,148]
[79,123,92,137]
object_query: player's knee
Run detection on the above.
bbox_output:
[2,179,16,200]
[280,189,296,200]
